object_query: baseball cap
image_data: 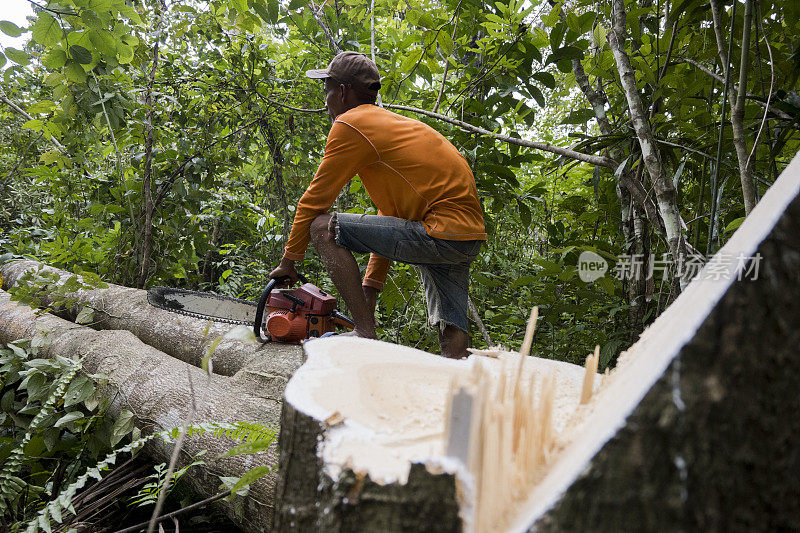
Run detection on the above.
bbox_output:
[306,51,382,94]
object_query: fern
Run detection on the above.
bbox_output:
[0,357,81,515]
[168,420,277,446]
[25,420,278,532]
[27,433,162,533]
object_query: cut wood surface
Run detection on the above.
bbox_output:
[0,259,303,381]
[0,289,283,532]
[274,336,600,532]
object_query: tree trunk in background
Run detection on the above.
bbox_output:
[572,57,650,339]
[202,217,221,285]
[607,0,688,289]
[709,0,757,215]
[265,124,291,239]
[136,2,164,289]
[0,292,282,532]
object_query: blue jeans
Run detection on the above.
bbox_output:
[332,213,482,332]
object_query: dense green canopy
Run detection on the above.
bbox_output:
[1,0,798,365]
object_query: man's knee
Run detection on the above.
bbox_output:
[310,214,334,246]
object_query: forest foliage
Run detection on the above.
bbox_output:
[0,0,798,367]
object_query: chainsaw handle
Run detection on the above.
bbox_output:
[332,309,355,330]
[254,273,309,342]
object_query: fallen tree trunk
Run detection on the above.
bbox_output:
[0,260,303,382]
[274,153,800,532]
[0,290,281,532]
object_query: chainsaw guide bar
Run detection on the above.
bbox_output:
[147,287,259,325]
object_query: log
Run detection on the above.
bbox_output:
[0,290,281,532]
[274,153,800,532]
[0,260,303,382]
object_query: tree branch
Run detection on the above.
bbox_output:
[433,1,463,113]
[680,58,792,121]
[384,103,616,168]
[308,1,341,53]
[0,88,66,153]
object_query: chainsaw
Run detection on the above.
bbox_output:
[147,274,355,343]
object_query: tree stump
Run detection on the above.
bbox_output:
[274,153,800,532]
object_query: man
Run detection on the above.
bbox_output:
[269,51,486,358]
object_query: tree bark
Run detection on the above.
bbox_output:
[202,217,221,285]
[0,291,282,532]
[274,400,462,532]
[0,260,303,383]
[709,0,757,215]
[572,56,650,339]
[606,0,689,288]
[137,0,166,289]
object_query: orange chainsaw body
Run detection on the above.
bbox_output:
[263,283,351,343]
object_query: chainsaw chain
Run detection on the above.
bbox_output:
[147,287,258,326]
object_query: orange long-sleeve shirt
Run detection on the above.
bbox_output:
[283,104,486,290]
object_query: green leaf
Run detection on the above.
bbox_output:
[517,200,532,227]
[81,9,103,29]
[592,25,607,48]
[69,45,93,64]
[117,3,143,25]
[483,163,519,187]
[89,29,116,57]
[549,22,565,50]
[288,0,306,9]
[74,0,111,10]
[597,275,615,294]
[0,20,24,38]
[545,45,584,65]
[63,375,94,407]
[614,156,631,180]
[528,85,545,107]
[438,30,453,56]
[110,409,134,446]
[42,48,67,69]
[563,109,595,124]
[267,0,279,21]
[23,119,44,131]
[75,307,95,325]
[33,13,62,47]
[5,47,30,66]
[532,71,555,89]
[228,465,273,496]
[54,411,85,428]
[219,440,275,457]
[724,217,745,234]
[65,62,87,83]
[116,42,133,64]
[401,49,422,73]
[672,160,686,188]
[0,53,6,69]
[202,337,222,374]
[24,372,48,401]
[250,0,271,23]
